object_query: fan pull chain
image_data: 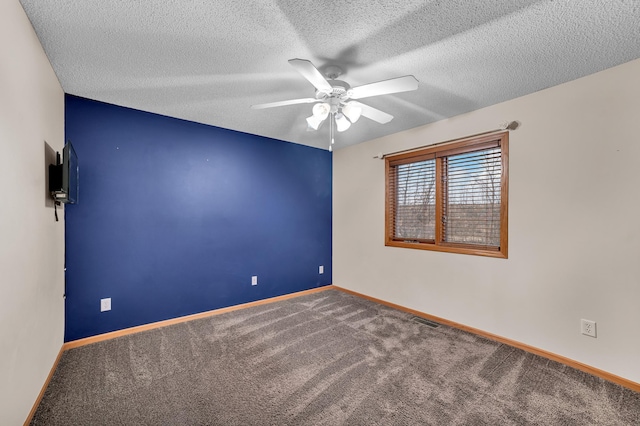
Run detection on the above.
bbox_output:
[329,112,335,152]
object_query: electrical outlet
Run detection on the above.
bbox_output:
[251,276,258,286]
[581,319,596,338]
[100,298,111,312]
[319,265,324,274]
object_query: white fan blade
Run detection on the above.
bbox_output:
[349,75,418,100]
[288,59,333,93]
[251,98,318,109]
[352,101,394,124]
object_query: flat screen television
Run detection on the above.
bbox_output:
[49,141,78,204]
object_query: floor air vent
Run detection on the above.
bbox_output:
[413,317,440,328]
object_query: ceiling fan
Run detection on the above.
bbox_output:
[251,59,419,151]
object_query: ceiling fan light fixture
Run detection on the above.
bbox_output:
[342,102,362,123]
[252,59,418,150]
[335,113,351,132]
[306,114,326,131]
[312,102,330,119]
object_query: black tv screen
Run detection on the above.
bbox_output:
[49,141,78,204]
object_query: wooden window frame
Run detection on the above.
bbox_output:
[385,131,509,258]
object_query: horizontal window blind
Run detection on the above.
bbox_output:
[385,131,508,258]
[441,147,501,247]
[392,159,436,241]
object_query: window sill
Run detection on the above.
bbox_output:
[385,240,508,259]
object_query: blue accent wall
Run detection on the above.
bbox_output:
[64,95,332,342]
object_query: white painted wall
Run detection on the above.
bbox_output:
[334,58,640,384]
[0,1,65,423]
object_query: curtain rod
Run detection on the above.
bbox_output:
[373,120,520,159]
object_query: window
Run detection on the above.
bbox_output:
[385,131,508,258]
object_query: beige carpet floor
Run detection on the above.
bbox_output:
[31,289,640,425]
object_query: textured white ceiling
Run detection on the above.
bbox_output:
[19,0,640,150]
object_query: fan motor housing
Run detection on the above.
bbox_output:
[316,79,351,99]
